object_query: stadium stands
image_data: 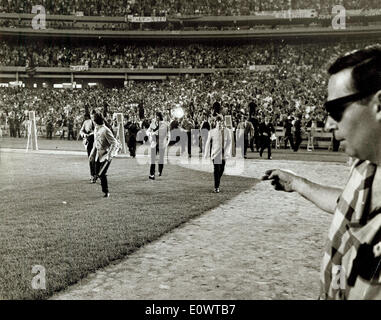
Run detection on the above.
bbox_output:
[0,39,379,146]
[0,0,379,32]
[0,40,377,68]
[0,61,330,147]
[1,3,381,31]
[0,1,380,150]
[0,0,380,16]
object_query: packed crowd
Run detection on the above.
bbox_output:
[0,65,327,140]
[0,40,376,69]
[1,40,379,147]
[0,0,379,16]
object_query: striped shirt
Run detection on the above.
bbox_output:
[320,159,381,299]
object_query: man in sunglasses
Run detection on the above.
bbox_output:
[263,45,381,299]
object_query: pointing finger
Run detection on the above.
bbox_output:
[267,169,280,180]
[262,169,275,180]
[264,169,274,176]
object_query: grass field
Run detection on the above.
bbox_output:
[0,150,257,300]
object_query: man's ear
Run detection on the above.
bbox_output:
[375,90,381,122]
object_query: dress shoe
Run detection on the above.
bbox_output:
[149,175,155,180]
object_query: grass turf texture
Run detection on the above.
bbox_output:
[0,151,257,299]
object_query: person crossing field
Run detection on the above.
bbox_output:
[89,112,119,198]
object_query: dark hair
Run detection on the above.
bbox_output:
[84,113,90,120]
[93,112,104,125]
[156,112,163,121]
[212,101,221,116]
[216,115,224,122]
[328,45,381,98]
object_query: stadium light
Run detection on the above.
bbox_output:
[172,106,184,119]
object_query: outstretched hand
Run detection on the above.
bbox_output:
[261,169,298,192]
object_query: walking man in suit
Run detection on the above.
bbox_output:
[80,112,96,181]
[125,114,140,158]
[181,115,194,158]
[259,116,275,160]
[147,112,170,180]
[236,114,254,159]
[90,112,118,198]
[204,115,233,193]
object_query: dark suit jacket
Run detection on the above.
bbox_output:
[259,122,275,138]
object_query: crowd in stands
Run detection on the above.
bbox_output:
[0,0,380,17]
[1,40,380,150]
[0,40,376,69]
[0,65,328,141]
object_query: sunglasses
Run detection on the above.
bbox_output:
[324,89,378,122]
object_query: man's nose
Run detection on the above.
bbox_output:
[324,116,338,132]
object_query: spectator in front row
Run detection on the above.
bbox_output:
[283,116,294,150]
[46,113,54,139]
[292,114,303,152]
[67,114,76,140]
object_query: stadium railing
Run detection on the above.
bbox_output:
[1,9,381,29]
[0,66,276,82]
[2,24,381,41]
[275,126,333,150]
[1,124,334,151]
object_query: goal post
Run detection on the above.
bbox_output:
[26,111,38,151]
[115,113,127,154]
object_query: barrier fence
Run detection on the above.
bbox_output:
[1,124,334,150]
[273,126,333,150]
